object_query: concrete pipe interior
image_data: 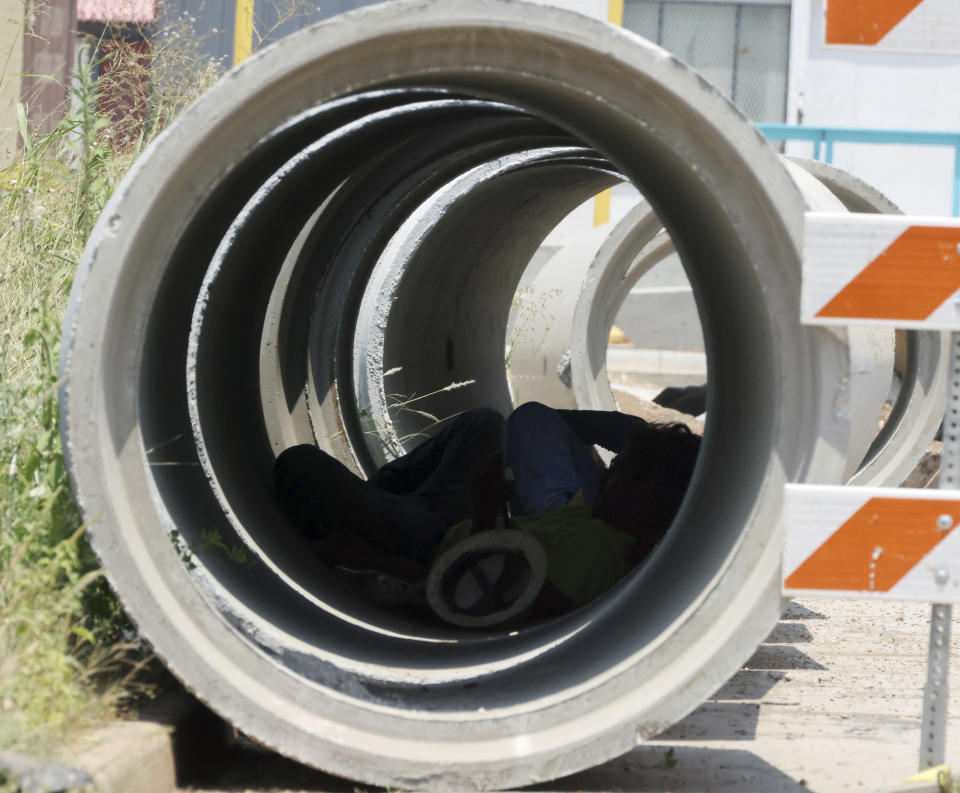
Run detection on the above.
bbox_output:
[59,2,850,787]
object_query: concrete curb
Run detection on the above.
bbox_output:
[0,689,208,793]
[70,690,210,793]
[70,721,178,793]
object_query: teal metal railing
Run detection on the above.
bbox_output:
[756,124,960,217]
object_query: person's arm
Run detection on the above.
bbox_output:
[554,409,648,454]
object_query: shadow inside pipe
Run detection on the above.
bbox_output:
[181,737,815,793]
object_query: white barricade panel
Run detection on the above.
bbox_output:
[824,0,960,55]
[784,484,960,601]
[802,212,960,330]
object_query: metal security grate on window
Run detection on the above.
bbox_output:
[623,0,790,123]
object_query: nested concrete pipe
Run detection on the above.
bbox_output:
[790,158,948,487]
[60,2,869,788]
[504,220,629,409]
[352,149,621,462]
[557,160,938,487]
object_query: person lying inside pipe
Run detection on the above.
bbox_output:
[273,401,701,625]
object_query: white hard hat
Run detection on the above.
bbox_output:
[426,529,548,628]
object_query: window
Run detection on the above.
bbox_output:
[623,1,791,122]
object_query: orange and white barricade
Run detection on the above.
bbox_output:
[785,485,960,600]
[825,0,960,54]
[802,213,960,329]
[792,210,960,774]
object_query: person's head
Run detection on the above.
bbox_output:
[591,421,701,553]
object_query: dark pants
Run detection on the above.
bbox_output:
[505,401,645,515]
[273,408,505,564]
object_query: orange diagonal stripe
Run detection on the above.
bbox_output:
[816,226,960,321]
[825,0,926,45]
[785,498,957,592]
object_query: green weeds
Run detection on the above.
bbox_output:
[353,370,477,460]
[504,284,561,369]
[0,5,224,755]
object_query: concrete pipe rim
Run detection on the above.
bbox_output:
[788,157,948,488]
[568,166,914,483]
[350,148,622,466]
[565,157,897,487]
[59,1,842,787]
[569,200,677,415]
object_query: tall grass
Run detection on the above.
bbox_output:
[0,10,223,757]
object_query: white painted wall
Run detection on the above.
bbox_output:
[524,0,608,20]
[788,0,960,216]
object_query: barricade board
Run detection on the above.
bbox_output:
[802,212,960,330]
[825,0,960,54]
[784,484,960,602]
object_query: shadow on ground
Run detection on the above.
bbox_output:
[528,746,814,792]
[180,741,814,793]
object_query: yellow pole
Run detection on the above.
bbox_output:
[593,0,623,226]
[592,189,612,227]
[233,0,255,66]
[608,0,624,25]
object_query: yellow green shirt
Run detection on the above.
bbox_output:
[438,505,635,608]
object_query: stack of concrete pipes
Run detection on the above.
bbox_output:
[59,2,947,789]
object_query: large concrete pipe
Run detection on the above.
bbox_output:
[790,158,948,487]
[554,161,938,486]
[568,186,895,483]
[520,184,894,480]
[61,2,866,788]
[351,148,620,465]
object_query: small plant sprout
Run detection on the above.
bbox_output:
[200,528,253,568]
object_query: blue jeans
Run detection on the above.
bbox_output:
[506,401,643,516]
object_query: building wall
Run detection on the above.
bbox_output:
[787,0,960,216]
[0,0,24,165]
[157,0,381,68]
[527,0,607,19]
[531,0,960,217]
[623,0,792,123]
